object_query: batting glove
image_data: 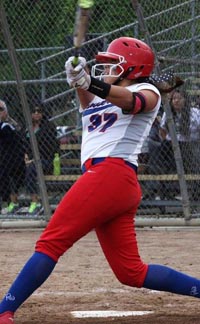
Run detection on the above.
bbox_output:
[65,56,91,90]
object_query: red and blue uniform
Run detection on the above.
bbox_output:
[35,82,160,287]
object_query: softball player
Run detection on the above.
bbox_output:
[1,37,200,324]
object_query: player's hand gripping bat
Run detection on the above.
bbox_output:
[73,0,94,67]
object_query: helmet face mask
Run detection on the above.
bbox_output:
[91,52,125,80]
[93,37,154,81]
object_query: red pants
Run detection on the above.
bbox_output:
[36,157,148,287]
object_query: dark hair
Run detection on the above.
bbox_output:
[32,106,43,113]
[29,98,42,111]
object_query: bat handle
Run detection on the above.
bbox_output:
[72,46,80,67]
[72,55,79,67]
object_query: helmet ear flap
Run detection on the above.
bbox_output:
[112,66,136,85]
[121,66,135,79]
[128,66,135,74]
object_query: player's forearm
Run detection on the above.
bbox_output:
[76,88,95,109]
[87,77,158,113]
[106,85,134,111]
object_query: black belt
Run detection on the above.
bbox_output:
[82,157,137,174]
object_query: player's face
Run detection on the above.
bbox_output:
[103,65,119,84]
[92,57,124,84]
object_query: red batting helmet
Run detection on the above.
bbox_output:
[94,37,154,80]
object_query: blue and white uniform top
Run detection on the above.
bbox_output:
[81,83,161,167]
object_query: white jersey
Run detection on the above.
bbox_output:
[81,83,161,167]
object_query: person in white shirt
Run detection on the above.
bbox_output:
[159,89,200,199]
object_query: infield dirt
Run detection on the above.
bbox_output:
[0,227,200,323]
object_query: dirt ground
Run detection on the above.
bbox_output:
[1,227,200,324]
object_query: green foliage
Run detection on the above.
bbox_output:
[2,0,137,49]
[3,0,76,47]
[1,0,199,90]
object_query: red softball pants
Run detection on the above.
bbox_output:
[36,157,148,288]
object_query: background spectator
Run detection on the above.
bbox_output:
[25,102,59,215]
[159,90,192,173]
[0,100,26,214]
[158,90,200,199]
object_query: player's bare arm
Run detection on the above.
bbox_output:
[76,88,95,109]
[76,84,158,112]
[105,86,159,113]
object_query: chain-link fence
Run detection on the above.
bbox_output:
[0,0,200,225]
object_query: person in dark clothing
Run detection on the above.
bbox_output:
[25,103,59,214]
[0,100,26,214]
